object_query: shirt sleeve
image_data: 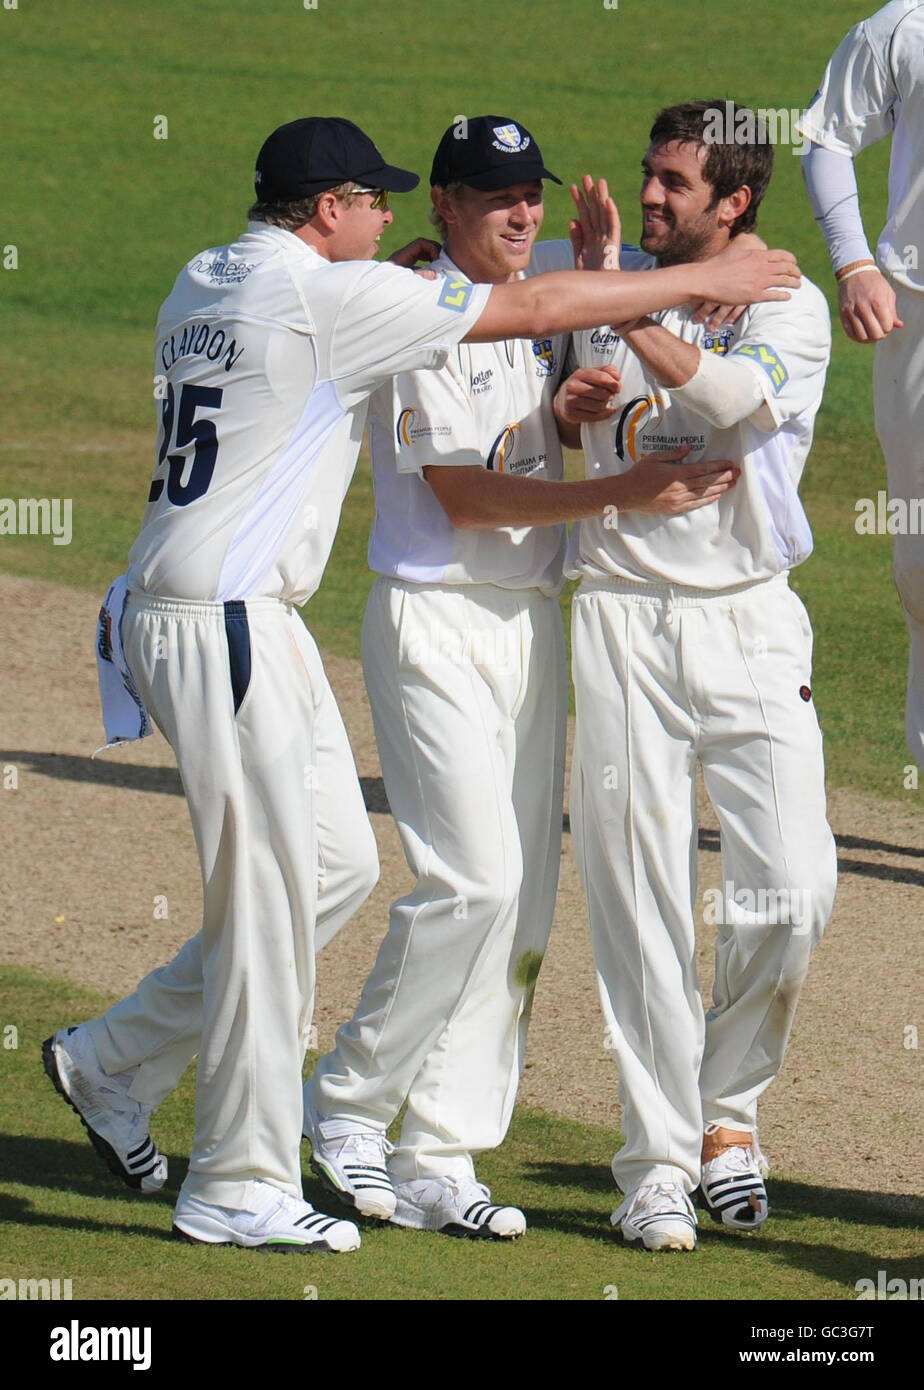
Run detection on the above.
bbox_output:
[328,260,492,407]
[800,141,875,272]
[727,285,832,432]
[386,353,483,477]
[798,16,898,156]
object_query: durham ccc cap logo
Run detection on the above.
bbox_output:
[492,124,531,153]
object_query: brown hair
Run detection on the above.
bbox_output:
[648,100,773,237]
[248,183,364,231]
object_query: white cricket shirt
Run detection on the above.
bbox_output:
[799,1,924,293]
[366,240,574,596]
[126,222,490,604]
[566,250,831,589]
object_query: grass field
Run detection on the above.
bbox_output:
[3,966,920,1305]
[1,0,922,1314]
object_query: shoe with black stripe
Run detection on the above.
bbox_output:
[303,1107,397,1220]
[698,1125,769,1230]
[612,1183,698,1251]
[172,1181,360,1253]
[42,1026,168,1193]
[391,1176,526,1239]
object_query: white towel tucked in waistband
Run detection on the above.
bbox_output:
[94,573,152,754]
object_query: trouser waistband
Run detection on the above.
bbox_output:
[125,590,294,620]
[575,571,789,607]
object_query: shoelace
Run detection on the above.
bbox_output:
[713,1146,759,1175]
[339,1132,394,1166]
[450,1179,493,1208]
[636,1183,691,1215]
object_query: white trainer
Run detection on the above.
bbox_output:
[42,1026,168,1193]
[303,1107,396,1220]
[173,1181,361,1253]
[699,1125,769,1230]
[612,1183,698,1251]
[391,1176,526,1239]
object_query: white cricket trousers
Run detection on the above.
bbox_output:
[88,591,378,1210]
[874,285,924,771]
[570,573,838,1195]
[306,578,568,1181]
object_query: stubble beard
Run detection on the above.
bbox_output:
[641,211,720,268]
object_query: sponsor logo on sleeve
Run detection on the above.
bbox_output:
[437,276,474,312]
[731,342,788,393]
[396,407,452,447]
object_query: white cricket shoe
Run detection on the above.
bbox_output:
[699,1125,769,1230]
[173,1181,361,1253]
[303,1107,396,1220]
[42,1025,168,1193]
[391,1176,527,1240]
[612,1182,698,1251]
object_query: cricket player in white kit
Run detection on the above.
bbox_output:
[303,118,747,1239]
[799,1,924,771]
[558,103,838,1251]
[42,115,801,1253]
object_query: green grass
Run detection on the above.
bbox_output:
[2,965,921,1302]
[2,0,918,801]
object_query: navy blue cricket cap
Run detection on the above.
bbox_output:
[254,117,419,201]
[430,115,561,191]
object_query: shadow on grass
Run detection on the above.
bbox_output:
[0,1134,184,1206]
[522,1161,922,1229]
[0,1190,173,1244]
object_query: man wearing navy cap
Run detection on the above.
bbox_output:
[42,115,796,1253]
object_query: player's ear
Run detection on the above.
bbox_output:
[431,185,458,228]
[314,191,342,233]
[718,185,752,232]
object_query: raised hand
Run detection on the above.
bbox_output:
[569,175,622,272]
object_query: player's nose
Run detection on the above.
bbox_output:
[640,175,664,205]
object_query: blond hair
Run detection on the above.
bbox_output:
[248,182,365,231]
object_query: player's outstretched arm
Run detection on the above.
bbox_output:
[422,449,738,530]
[464,242,800,343]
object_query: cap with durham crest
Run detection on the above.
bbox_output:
[255,117,419,201]
[430,115,561,190]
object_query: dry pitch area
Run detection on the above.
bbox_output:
[1,572,921,1201]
